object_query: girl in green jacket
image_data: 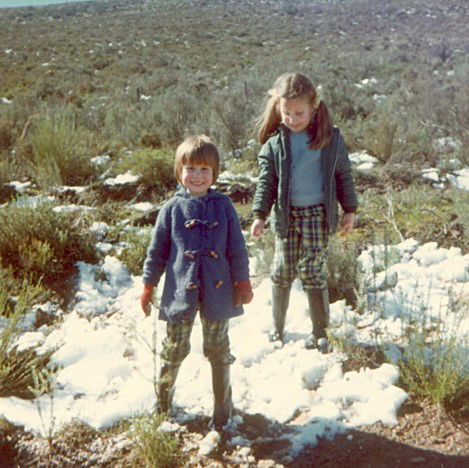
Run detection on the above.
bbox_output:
[250,72,358,353]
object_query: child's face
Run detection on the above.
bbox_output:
[279,96,314,133]
[181,164,213,197]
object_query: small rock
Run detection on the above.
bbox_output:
[257,460,282,468]
[198,430,220,456]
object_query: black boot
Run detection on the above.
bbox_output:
[268,285,291,342]
[156,362,181,415]
[210,364,233,430]
[305,288,331,353]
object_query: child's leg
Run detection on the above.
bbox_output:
[157,318,195,414]
[269,226,300,341]
[201,316,235,429]
[295,205,330,352]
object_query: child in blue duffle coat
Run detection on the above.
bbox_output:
[140,134,253,430]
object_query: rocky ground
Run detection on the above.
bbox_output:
[1,394,467,467]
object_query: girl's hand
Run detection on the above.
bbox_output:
[140,284,154,316]
[339,212,355,237]
[250,218,266,238]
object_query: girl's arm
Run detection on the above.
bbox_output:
[252,141,278,222]
[334,132,358,237]
[335,132,358,215]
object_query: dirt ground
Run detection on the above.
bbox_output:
[1,395,467,467]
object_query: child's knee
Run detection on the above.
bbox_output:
[207,352,236,366]
[160,341,191,365]
[271,275,292,289]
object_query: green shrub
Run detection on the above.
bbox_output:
[358,185,457,248]
[0,202,97,290]
[130,413,182,468]
[0,279,53,399]
[327,236,363,308]
[117,228,152,276]
[113,147,175,195]
[22,110,97,189]
[447,188,469,252]
[209,86,252,150]
[398,306,468,405]
[0,119,15,152]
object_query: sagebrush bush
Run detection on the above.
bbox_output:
[0,279,53,399]
[117,229,152,276]
[358,184,457,248]
[0,202,97,291]
[130,412,182,467]
[112,147,175,195]
[398,318,468,405]
[209,86,253,150]
[20,109,97,189]
[327,236,363,308]
[0,119,15,152]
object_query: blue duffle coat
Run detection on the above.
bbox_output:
[142,188,250,323]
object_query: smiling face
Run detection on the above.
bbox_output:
[279,96,315,133]
[180,164,213,197]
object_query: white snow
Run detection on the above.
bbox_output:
[349,151,379,172]
[6,180,32,192]
[104,171,139,186]
[130,202,154,212]
[1,237,467,456]
[448,168,469,191]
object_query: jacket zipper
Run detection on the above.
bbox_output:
[328,135,338,230]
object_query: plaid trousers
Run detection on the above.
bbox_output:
[271,204,329,289]
[160,314,235,366]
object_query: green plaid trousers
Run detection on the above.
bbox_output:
[271,204,329,290]
[160,314,235,366]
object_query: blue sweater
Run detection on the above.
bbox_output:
[289,130,324,207]
[143,188,250,323]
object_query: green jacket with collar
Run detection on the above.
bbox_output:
[252,125,358,238]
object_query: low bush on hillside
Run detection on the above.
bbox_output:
[357,184,459,248]
[0,279,54,399]
[117,228,152,276]
[397,291,468,406]
[18,109,97,189]
[112,147,175,195]
[130,412,182,467]
[0,202,97,293]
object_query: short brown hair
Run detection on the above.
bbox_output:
[174,135,220,184]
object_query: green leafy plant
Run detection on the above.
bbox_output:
[327,236,363,308]
[22,110,96,189]
[29,364,58,447]
[0,202,97,292]
[112,147,175,195]
[0,279,53,400]
[130,412,182,468]
[117,228,152,276]
[397,289,468,405]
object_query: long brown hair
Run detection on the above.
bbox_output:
[255,73,333,148]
